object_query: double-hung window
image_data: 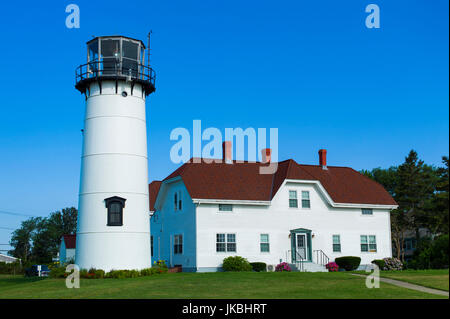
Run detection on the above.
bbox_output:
[289,190,298,208]
[332,235,341,252]
[361,235,377,252]
[302,191,311,208]
[216,233,236,252]
[260,234,270,252]
[174,234,183,254]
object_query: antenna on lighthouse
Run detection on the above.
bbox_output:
[147,30,152,67]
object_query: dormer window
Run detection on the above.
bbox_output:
[105,196,126,226]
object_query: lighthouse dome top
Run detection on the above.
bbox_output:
[75,35,155,96]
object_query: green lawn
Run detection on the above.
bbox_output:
[378,269,449,292]
[0,272,446,299]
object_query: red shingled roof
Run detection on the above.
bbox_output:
[63,234,76,249]
[149,158,397,209]
[149,181,162,211]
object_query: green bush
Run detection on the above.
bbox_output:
[0,261,24,275]
[250,262,267,272]
[50,266,67,278]
[335,256,361,271]
[371,259,386,270]
[408,235,449,269]
[222,256,252,272]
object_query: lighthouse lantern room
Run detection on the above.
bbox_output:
[75,36,155,271]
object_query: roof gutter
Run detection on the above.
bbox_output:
[192,199,271,206]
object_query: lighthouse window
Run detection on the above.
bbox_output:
[100,39,120,75]
[105,196,126,226]
[122,40,139,77]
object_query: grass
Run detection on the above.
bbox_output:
[0,272,447,299]
[378,269,449,292]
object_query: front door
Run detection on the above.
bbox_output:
[296,234,307,260]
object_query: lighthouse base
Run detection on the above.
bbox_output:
[75,232,151,272]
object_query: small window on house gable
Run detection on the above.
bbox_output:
[105,196,126,226]
[219,204,233,212]
[302,191,311,208]
[289,190,298,208]
[174,192,178,211]
[174,191,182,211]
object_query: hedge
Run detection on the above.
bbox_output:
[250,262,267,272]
[371,259,386,270]
[334,256,361,271]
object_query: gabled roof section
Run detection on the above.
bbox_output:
[150,158,397,207]
[149,180,162,211]
[63,234,76,249]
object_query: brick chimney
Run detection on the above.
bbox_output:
[319,149,327,169]
[261,148,272,164]
[222,141,232,164]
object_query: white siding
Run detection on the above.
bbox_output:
[196,182,392,270]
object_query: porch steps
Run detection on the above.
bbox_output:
[289,262,327,272]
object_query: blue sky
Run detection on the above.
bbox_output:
[0,0,448,250]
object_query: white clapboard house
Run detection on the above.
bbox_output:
[149,143,397,272]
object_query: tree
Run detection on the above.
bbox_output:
[361,150,442,262]
[8,217,41,262]
[431,156,449,234]
[9,207,77,263]
[394,151,438,243]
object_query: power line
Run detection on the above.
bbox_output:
[0,227,15,231]
[0,209,40,218]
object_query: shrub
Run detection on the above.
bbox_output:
[250,262,267,272]
[275,262,291,272]
[325,262,339,272]
[383,257,403,271]
[140,268,153,276]
[335,256,361,271]
[371,259,386,270]
[0,261,24,275]
[49,266,67,278]
[222,256,252,272]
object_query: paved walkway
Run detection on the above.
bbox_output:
[352,274,449,297]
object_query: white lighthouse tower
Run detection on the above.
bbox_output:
[74,36,155,271]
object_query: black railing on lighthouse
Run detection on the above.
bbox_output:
[75,60,156,95]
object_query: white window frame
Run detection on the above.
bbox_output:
[216,233,236,253]
[289,190,298,208]
[260,234,270,253]
[360,235,377,252]
[362,208,373,216]
[301,191,311,209]
[332,234,341,252]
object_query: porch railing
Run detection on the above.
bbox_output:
[286,250,305,272]
[313,249,330,267]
